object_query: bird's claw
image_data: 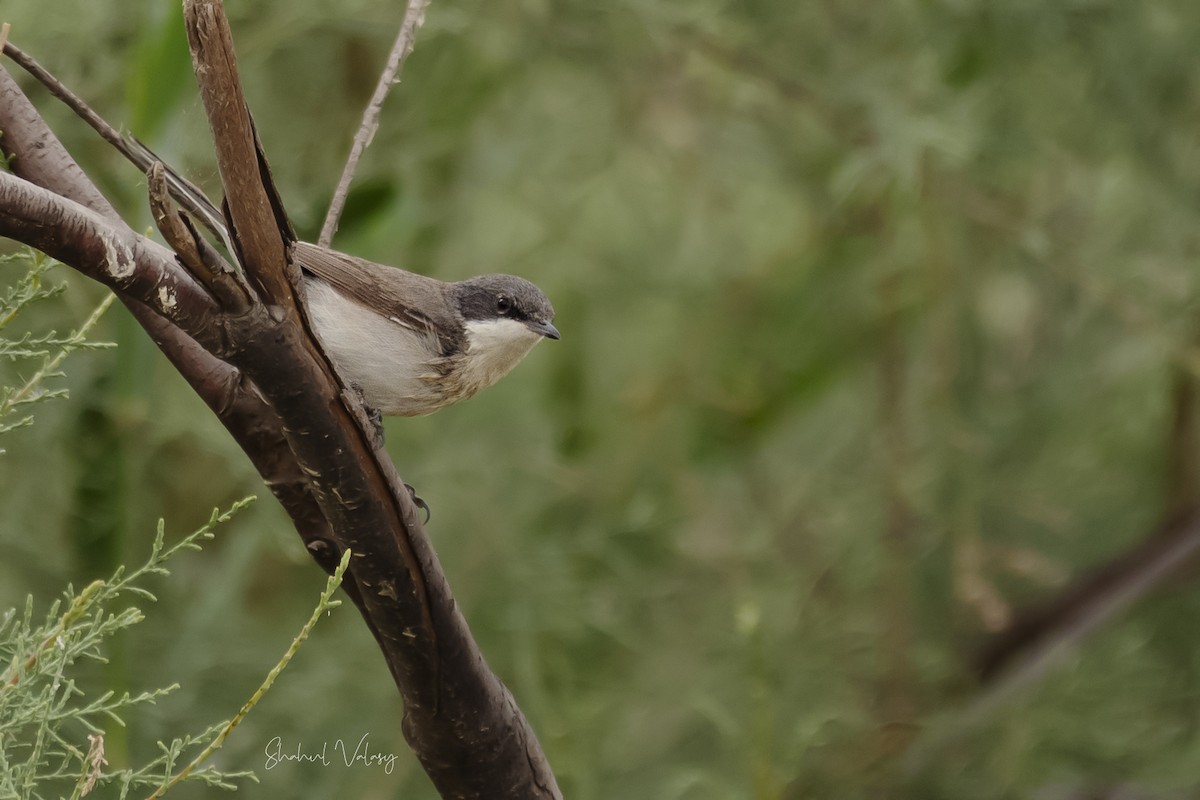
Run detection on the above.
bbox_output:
[405,483,431,524]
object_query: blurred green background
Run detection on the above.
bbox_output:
[4,0,1200,797]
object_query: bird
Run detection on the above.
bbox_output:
[294,241,559,416]
[126,139,559,416]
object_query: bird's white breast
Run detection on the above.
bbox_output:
[304,278,448,416]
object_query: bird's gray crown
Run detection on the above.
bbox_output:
[453,274,556,327]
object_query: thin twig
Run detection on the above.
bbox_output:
[318,0,430,248]
[2,41,128,157]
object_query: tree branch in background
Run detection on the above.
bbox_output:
[0,0,561,793]
[974,330,1200,685]
[318,0,430,247]
[974,508,1200,684]
[903,509,1200,780]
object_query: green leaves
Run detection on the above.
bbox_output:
[0,499,256,799]
[0,252,115,442]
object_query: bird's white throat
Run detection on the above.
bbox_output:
[460,317,543,393]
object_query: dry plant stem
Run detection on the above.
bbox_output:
[183,0,294,303]
[318,0,430,247]
[2,40,131,161]
[0,66,117,219]
[3,42,235,260]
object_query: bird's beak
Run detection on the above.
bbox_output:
[528,319,561,340]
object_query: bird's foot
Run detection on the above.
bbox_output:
[405,483,432,524]
[366,405,385,446]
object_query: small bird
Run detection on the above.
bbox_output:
[294,242,559,416]
[123,140,559,416]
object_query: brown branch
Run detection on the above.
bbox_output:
[0,57,366,619]
[1,41,389,676]
[973,327,1200,684]
[0,65,117,220]
[2,39,127,157]
[3,40,231,251]
[974,511,1200,683]
[183,0,295,302]
[318,0,430,247]
[182,8,560,789]
[0,62,334,556]
[6,8,560,798]
[904,509,1200,780]
[0,171,222,327]
[180,0,438,637]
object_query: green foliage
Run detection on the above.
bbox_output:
[0,501,257,799]
[0,251,114,443]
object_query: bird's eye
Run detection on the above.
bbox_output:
[497,296,513,315]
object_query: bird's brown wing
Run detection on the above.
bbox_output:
[291,241,464,356]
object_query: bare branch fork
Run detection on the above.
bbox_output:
[0,1,560,797]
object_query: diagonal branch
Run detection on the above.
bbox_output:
[180,0,439,664]
[145,161,249,311]
[3,4,562,791]
[182,8,561,791]
[184,4,561,791]
[1,38,401,697]
[9,6,564,800]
